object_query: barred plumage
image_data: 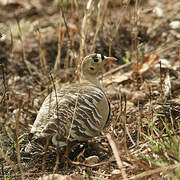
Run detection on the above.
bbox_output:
[25,53,117,151]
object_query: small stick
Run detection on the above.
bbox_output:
[132,163,180,179]
[106,133,128,180]
[0,64,6,104]
[15,100,25,180]
[16,17,33,76]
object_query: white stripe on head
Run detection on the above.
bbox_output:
[97,54,102,61]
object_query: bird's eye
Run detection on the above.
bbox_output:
[92,56,99,63]
[94,58,99,62]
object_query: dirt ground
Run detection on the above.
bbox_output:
[0,0,180,179]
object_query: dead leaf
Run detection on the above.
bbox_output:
[103,54,159,87]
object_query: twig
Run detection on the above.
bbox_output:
[125,125,136,147]
[15,100,25,180]
[42,137,50,172]
[100,62,132,78]
[0,64,6,104]
[59,5,71,41]
[71,158,115,168]
[147,40,180,57]
[131,163,180,179]
[106,133,128,180]
[49,73,61,172]
[90,0,109,53]
[67,89,80,140]
[54,20,63,71]
[37,25,48,75]
[53,148,60,173]
[80,0,94,61]
[159,60,163,102]
[16,17,33,76]
[49,73,59,136]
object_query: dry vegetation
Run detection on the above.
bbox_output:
[0,0,180,179]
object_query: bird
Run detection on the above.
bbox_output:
[25,53,117,152]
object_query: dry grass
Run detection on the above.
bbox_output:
[0,0,180,179]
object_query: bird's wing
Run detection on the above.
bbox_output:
[30,83,109,142]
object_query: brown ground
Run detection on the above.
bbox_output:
[0,0,180,179]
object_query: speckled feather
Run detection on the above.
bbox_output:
[26,53,116,150]
[30,82,110,146]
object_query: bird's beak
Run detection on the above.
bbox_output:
[105,56,117,62]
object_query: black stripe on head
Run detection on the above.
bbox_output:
[101,54,104,60]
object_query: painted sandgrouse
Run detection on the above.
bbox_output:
[25,53,117,151]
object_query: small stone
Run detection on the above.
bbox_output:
[111,169,121,179]
[169,21,180,29]
[153,7,163,17]
[84,155,99,165]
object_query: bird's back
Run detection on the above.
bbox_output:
[30,82,110,147]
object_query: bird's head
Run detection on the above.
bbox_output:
[81,53,117,77]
